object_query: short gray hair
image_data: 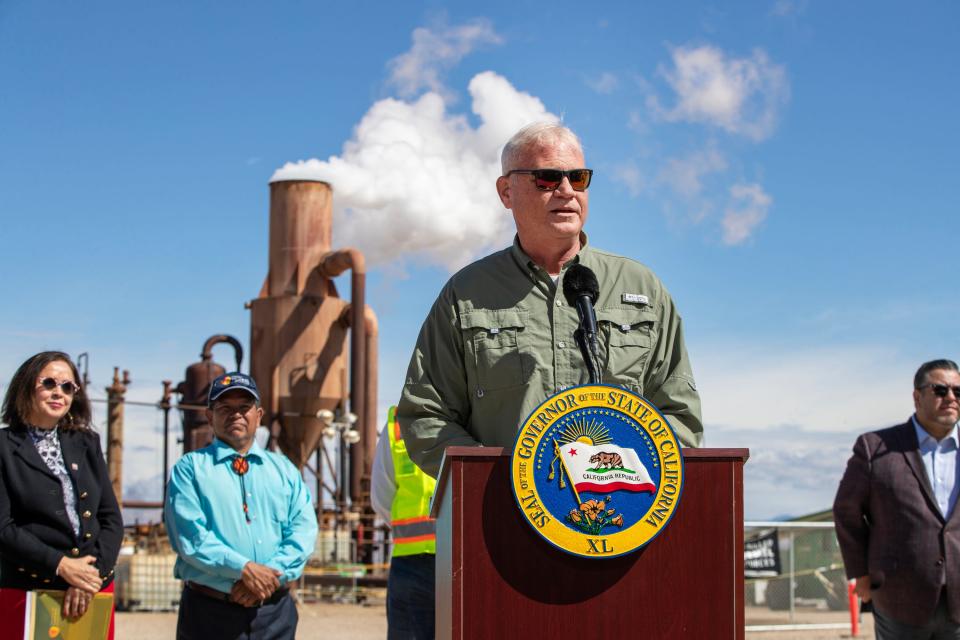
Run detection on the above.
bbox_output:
[500,122,583,174]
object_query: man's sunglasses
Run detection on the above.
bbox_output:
[505,168,593,192]
[38,377,81,395]
[919,383,960,399]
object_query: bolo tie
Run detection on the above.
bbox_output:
[231,455,252,523]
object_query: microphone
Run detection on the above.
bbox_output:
[562,265,601,384]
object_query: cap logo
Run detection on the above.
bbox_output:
[222,376,232,385]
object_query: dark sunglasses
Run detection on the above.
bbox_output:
[38,377,80,395]
[920,383,960,399]
[505,168,593,192]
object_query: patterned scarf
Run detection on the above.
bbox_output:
[27,425,81,536]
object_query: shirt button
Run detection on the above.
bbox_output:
[555,299,562,306]
[82,511,92,519]
[79,491,88,499]
[71,548,79,557]
[558,341,566,348]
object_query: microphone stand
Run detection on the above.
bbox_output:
[574,328,602,385]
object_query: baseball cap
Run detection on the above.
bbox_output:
[208,372,260,407]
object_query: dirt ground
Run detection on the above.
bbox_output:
[116,601,388,639]
[117,603,873,639]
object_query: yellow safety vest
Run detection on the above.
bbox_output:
[387,406,436,556]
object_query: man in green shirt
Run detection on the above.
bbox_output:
[398,122,703,478]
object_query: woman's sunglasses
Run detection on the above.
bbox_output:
[505,168,593,192]
[38,377,81,396]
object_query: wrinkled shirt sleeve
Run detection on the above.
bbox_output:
[265,458,318,585]
[164,458,249,579]
[370,427,396,523]
[644,287,703,448]
[398,284,482,478]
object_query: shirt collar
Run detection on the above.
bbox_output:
[509,232,591,275]
[26,424,59,443]
[212,436,265,463]
[912,414,959,451]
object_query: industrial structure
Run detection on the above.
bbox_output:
[106,179,382,578]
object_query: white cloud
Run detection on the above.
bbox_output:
[721,182,771,244]
[712,424,855,519]
[271,71,557,272]
[586,71,618,94]
[657,146,727,198]
[770,0,808,17]
[387,18,503,99]
[650,45,789,141]
[612,163,645,197]
[626,109,648,134]
[697,343,913,434]
[697,342,918,518]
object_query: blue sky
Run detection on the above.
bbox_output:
[1,1,958,519]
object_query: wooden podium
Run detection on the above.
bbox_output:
[431,447,749,639]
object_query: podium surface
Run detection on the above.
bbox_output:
[431,446,749,639]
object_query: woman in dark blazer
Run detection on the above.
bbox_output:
[0,351,123,634]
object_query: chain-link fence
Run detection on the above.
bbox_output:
[745,521,858,634]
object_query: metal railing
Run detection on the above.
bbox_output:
[744,521,856,634]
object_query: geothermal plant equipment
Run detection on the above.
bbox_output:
[249,180,377,514]
[176,335,244,453]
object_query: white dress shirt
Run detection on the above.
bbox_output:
[913,415,960,519]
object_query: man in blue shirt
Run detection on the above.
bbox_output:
[165,372,318,639]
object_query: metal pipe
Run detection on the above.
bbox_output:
[106,368,131,505]
[363,306,379,499]
[161,381,173,505]
[319,249,367,507]
[201,334,243,370]
[266,180,333,297]
[358,307,379,565]
[315,446,322,509]
[76,352,91,389]
[337,368,348,515]
[789,530,796,622]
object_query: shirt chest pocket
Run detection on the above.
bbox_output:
[597,307,656,388]
[460,309,530,394]
[255,476,293,526]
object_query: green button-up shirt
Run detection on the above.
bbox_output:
[398,235,703,477]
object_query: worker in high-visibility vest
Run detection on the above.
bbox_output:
[371,406,436,640]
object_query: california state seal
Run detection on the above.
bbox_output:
[510,384,684,558]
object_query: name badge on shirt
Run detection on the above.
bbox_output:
[622,293,649,305]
